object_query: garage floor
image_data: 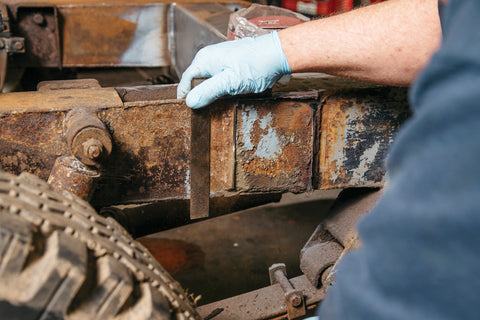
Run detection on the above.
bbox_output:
[137,190,340,308]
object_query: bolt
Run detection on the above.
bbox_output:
[88,145,102,159]
[0,39,5,50]
[83,138,103,160]
[13,41,23,51]
[32,13,45,25]
[288,294,302,308]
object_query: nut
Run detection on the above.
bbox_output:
[83,138,103,160]
[289,294,302,307]
[87,145,102,159]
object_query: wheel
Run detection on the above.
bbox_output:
[0,170,200,320]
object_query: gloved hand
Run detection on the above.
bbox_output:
[177,31,291,109]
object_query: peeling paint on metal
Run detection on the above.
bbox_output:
[241,107,283,160]
[240,106,257,151]
[236,101,314,193]
[351,141,380,182]
[330,103,362,182]
[254,127,282,160]
[259,112,273,130]
[185,169,191,196]
[318,88,410,189]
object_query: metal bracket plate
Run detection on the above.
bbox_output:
[190,108,211,219]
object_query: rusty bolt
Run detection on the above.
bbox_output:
[0,40,5,50]
[32,13,45,26]
[288,293,302,308]
[83,138,103,160]
[13,41,23,51]
[88,145,101,159]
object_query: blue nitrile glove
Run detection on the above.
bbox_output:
[177,31,291,109]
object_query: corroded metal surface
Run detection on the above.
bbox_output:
[47,155,100,200]
[2,0,247,68]
[190,108,210,219]
[318,88,410,189]
[95,100,192,205]
[197,275,324,320]
[0,83,407,208]
[210,103,235,193]
[236,101,314,193]
[65,108,113,166]
[60,4,169,67]
[0,111,68,179]
[13,5,61,67]
[0,87,122,113]
[269,263,306,319]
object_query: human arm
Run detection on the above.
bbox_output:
[279,0,441,86]
[178,0,442,108]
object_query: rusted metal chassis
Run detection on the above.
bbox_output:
[0,84,408,208]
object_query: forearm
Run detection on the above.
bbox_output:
[279,0,441,86]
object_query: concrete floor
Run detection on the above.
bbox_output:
[137,190,340,308]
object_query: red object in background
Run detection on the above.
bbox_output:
[282,0,385,16]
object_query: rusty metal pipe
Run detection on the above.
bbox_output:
[47,155,100,200]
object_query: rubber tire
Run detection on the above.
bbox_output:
[0,170,200,320]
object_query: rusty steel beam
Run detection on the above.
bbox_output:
[317,88,410,189]
[0,82,408,209]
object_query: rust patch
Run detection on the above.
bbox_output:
[60,4,169,67]
[210,102,235,194]
[318,88,410,189]
[0,111,68,179]
[0,88,122,113]
[61,6,137,66]
[236,101,314,193]
[47,155,100,200]
[93,102,192,205]
[0,83,409,208]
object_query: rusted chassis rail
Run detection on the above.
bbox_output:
[0,83,407,319]
[0,83,409,209]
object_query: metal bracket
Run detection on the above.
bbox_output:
[0,37,25,53]
[269,263,306,319]
[0,4,25,91]
[13,5,61,67]
[190,108,211,219]
[0,36,26,90]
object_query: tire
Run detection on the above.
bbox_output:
[0,170,200,320]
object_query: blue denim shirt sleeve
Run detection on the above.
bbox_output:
[318,1,480,319]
